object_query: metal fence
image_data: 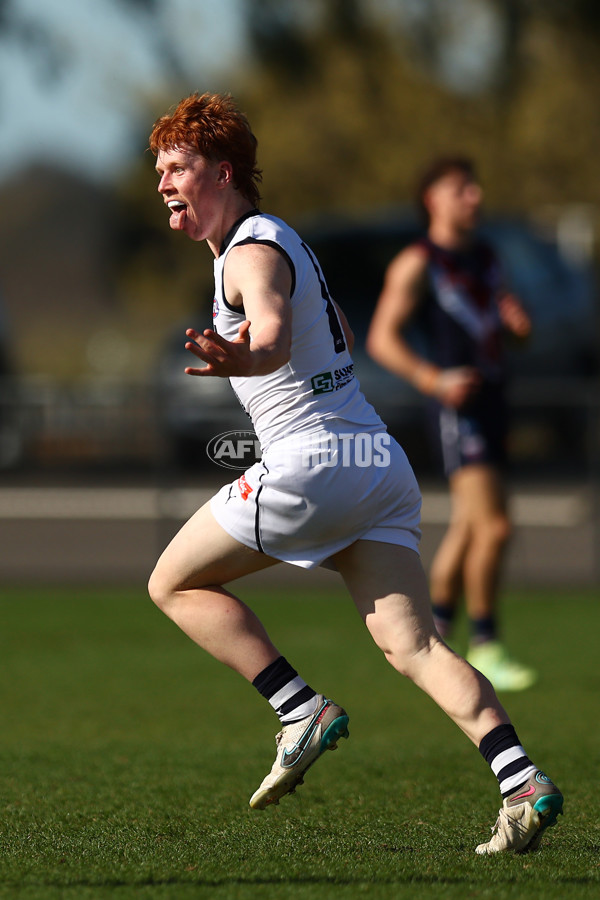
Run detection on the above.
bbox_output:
[1,375,598,477]
[0,375,597,585]
[0,376,160,470]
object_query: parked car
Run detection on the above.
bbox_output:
[155,211,597,472]
[155,316,252,468]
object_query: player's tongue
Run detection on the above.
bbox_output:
[168,200,187,230]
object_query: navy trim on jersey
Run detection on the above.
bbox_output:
[219,208,261,256]
[300,241,346,353]
[220,237,296,313]
[220,282,246,315]
[240,239,296,299]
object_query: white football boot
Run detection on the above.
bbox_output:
[250,695,349,810]
[476,770,563,854]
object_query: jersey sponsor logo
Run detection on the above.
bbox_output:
[311,372,334,394]
[206,430,261,469]
[212,297,219,318]
[311,363,354,395]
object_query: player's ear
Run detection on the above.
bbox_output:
[216,161,233,188]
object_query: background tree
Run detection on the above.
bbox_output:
[1,0,598,380]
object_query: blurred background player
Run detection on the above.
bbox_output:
[367,157,536,691]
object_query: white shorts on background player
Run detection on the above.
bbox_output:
[210,424,422,570]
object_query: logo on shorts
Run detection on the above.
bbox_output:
[238,473,253,500]
[206,430,261,469]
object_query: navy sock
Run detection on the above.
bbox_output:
[431,603,456,638]
[252,656,318,724]
[469,615,497,645]
[479,724,537,797]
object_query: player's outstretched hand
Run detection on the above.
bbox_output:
[184,321,253,377]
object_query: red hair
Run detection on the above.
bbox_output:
[149,92,262,207]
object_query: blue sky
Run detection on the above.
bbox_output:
[0,0,246,183]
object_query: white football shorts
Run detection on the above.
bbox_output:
[209,427,422,569]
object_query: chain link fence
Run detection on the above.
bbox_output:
[0,374,598,585]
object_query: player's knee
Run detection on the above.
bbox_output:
[488,513,511,548]
[147,564,175,613]
[380,631,438,679]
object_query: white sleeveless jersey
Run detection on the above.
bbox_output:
[212,211,384,449]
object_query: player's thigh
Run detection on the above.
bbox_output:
[332,540,437,656]
[450,464,507,523]
[150,500,279,595]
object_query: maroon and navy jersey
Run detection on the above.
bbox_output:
[418,237,505,383]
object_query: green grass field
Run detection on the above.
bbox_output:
[1,583,598,899]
